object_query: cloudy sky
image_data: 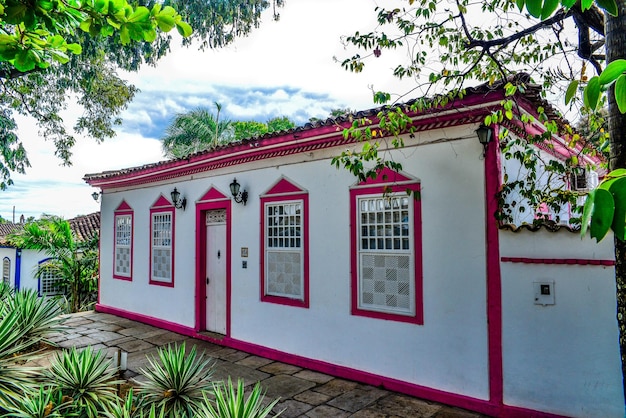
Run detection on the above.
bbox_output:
[0,0,415,222]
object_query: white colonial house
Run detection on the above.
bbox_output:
[84,81,623,418]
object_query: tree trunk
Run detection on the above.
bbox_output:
[606,0,626,398]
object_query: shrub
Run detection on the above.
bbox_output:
[137,342,215,418]
[198,378,282,418]
[46,346,123,418]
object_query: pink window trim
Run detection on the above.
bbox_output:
[350,180,423,325]
[113,203,134,281]
[501,256,615,266]
[149,196,175,288]
[260,189,310,309]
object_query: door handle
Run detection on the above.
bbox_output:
[217,250,221,259]
[206,277,210,284]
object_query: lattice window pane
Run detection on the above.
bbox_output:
[359,196,410,251]
[115,247,131,276]
[115,214,132,277]
[266,202,302,249]
[152,248,172,281]
[266,250,302,299]
[359,254,412,314]
[152,213,172,247]
[40,267,63,296]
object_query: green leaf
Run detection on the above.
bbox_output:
[609,178,626,240]
[595,0,618,15]
[156,14,176,32]
[14,49,37,72]
[583,76,600,110]
[581,0,594,10]
[128,6,150,22]
[176,21,193,37]
[561,0,577,7]
[581,189,595,237]
[526,0,542,17]
[590,188,615,242]
[65,43,82,54]
[516,0,525,11]
[615,74,626,114]
[541,0,559,19]
[565,80,578,105]
[599,59,626,85]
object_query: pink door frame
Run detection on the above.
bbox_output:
[195,192,232,335]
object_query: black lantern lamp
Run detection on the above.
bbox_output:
[171,188,187,210]
[476,124,493,156]
[230,178,248,205]
[92,191,101,202]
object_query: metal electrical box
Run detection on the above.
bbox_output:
[534,281,555,306]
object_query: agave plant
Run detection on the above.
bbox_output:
[103,389,165,418]
[0,309,43,410]
[198,378,282,418]
[1,288,64,345]
[46,346,123,418]
[1,385,74,418]
[137,342,215,418]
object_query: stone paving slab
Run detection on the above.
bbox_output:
[262,374,317,399]
[211,361,270,387]
[48,311,489,418]
[327,387,388,412]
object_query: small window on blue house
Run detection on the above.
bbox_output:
[39,261,63,296]
[2,257,10,286]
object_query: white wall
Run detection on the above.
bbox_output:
[500,229,624,417]
[99,125,492,399]
[0,246,46,292]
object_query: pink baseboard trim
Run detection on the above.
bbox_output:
[95,303,568,418]
[501,257,616,266]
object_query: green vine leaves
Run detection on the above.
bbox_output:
[0,0,192,73]
[582,169,626,241]
[570,60,626,114]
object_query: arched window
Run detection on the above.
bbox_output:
[2,257,10,286]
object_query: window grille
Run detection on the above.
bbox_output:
[2,257,9,286]
[40,266,63,296]
[206,209,226,225]
[265,201,303,300]
[115,214,132,277]
[357,195,414,316]
[570,169,588,191]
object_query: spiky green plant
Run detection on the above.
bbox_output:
[1,385,74,418]
[0,309,43,410]
[198,378,282,418]
[46,346,122,418]
[103,389,166,418]
[137,342,214,418]
[1,288,64,345]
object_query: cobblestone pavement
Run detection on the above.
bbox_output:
[40,311,489,418]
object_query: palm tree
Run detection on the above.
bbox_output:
[161,103,235,159]
[7,216,99,313]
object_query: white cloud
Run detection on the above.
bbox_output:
[1,0,415,221]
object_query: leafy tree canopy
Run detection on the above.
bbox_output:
[164,105,296,159]
[0,0,283,190]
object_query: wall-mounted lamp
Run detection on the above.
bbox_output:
[171,188,187,210]
[229,178,248,205]
[92,191,102,202]
[476,124,493,156]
